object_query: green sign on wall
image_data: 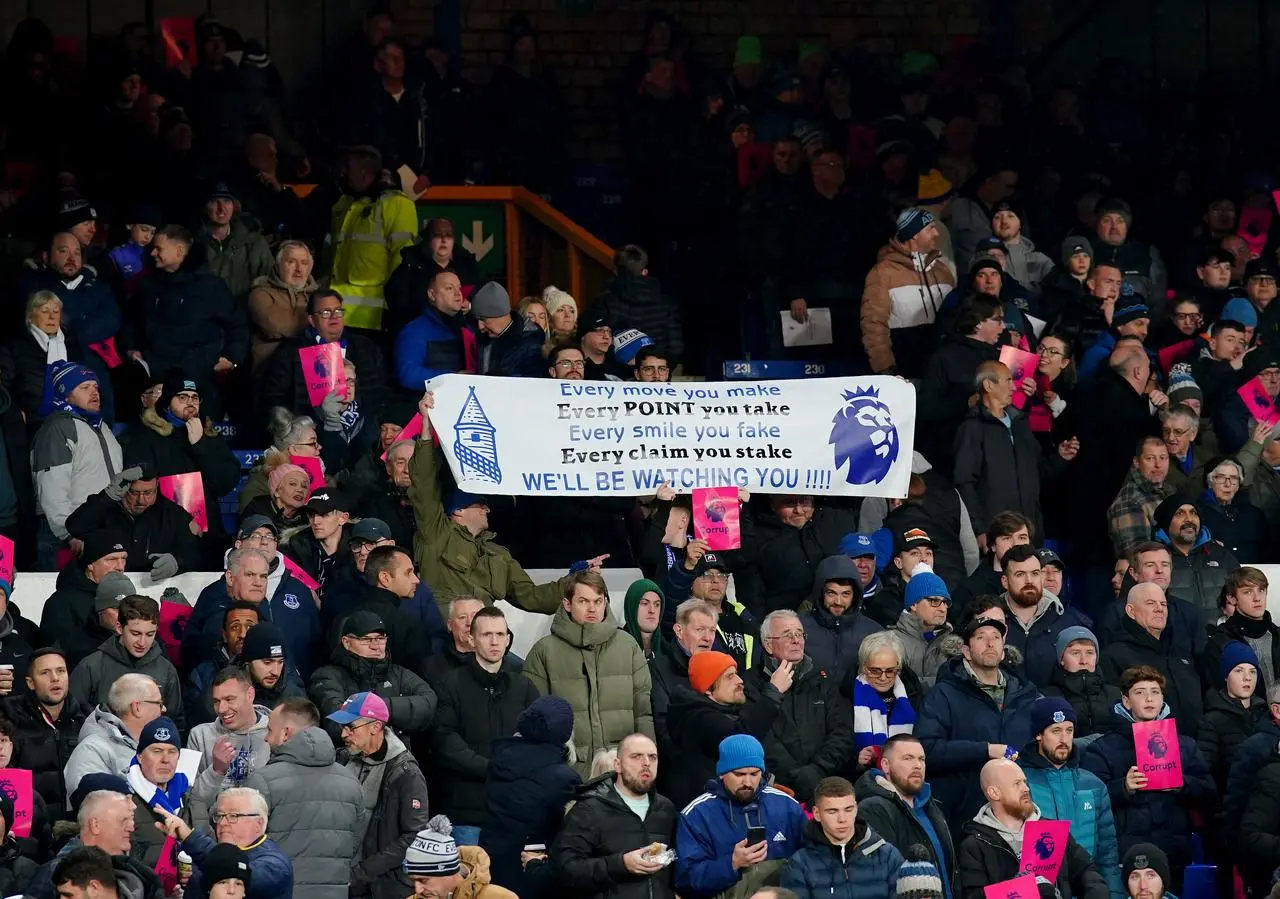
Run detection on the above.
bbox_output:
[416,203,506,278]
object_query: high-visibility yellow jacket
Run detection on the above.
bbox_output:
[326,187,418,329]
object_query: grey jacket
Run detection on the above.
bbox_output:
[63,705,138,798]
[1002,236,1055,297]
[252,726,365,899]
[32,410,124,540]
[68,637,185,733]
[891,610,952,686]
[186,704,272,821]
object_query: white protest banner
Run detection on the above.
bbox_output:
[425,374,914,497]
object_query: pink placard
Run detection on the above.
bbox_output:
[380,413,425,461]
[0,535,14,589]
[1019,819,1069,882]
[692,487,741,550]
[984,874,1038,899]
[1133,718,1183,790]
[282,555,321,591]
[1239,207,1273,258]
[158,601,191,669]
[1237,377,1280,427]
[288,455,324,499]
[0,769,33,836]
[158,472,208,533]
[298,343,348,408]
[999,345,1040,410]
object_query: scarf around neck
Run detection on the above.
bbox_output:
[29,325,67,365]
[853,674,916,751]
[127,760,190,815]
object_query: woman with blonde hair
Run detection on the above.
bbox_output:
[542,286,578,343]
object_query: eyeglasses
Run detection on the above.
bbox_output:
[555,360,586,371]
[1173,312,1203,322]
[639,365,670,375]
[212,812,262,824]
[770,630,806,642]
[1038,347,1066,358]
[290,439,319,449]
[174,392,200,403]
[341,720,377,733]
[139,699,166,709]
[865,666,900,679]
[313,308,345,319]
[351,634,388,646]
[1162,427,1191,438]
[1211,474,1241,484]
[920,597,948,608]
[698,572,728,583]
[126,486,158,499]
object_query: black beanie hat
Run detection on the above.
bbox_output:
[1122,843,1170,890]
[158,370,200,413]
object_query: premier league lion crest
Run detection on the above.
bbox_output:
[829,387,900,485]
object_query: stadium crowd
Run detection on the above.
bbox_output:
[2,6,1280,899]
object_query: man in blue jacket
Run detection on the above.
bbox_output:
[394,269,474,391]
[781,775,904,899]
[1019,697,1123,897]
[915,614,1040,837]
[675,734,806,899]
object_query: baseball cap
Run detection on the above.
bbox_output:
[445,489,488,515]
[696,552,731,576]
[236,514,278,541]
[1246,258,1278,280]
[961,615,1008,641]
[895,527,937,553]
[581,313,610,333]
[207,182,237,203]
[350,518,392,544]
[1036,547,1064,569]
[326,691,390,725]
[342,610,387,637]
[302,490,347,515]
[839,532,877,559]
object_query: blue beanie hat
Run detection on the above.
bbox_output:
[716,734,765,776]
[1030,696,1076,735]
[1054,625,1098,660]
[138,716,180,753]
[42,360,99,416]
[895,208,936,243]
[1220,640,1261,682]
[904,571,949,609]
[1223,297,1259,329]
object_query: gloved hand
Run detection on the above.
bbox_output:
[106,466,145,502]
[319,391,345,432]
[149,552,179,581]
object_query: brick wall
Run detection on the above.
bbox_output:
[391,0,986,160]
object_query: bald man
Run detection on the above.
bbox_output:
[1100,582,1203,734]
[958,759,1108,898]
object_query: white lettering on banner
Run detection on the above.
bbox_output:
[427,374,916,497]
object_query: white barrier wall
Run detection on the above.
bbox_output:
[10,568,647,659]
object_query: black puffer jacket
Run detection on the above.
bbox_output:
[1100,614,1204,735]
[308,644,437,741]
[3,690,89,813]
[431,655,538,826]
[957,814,1108,899]
[344,732,430,899]
[1042,665,1120,738]
[64,491,202,575]
[953,403,1063,539]
[648,639,691,786]
[592,272,685,364]
[1081,706,1216,872]
[39,564,108,670]
[553,774,678,899]
[739,500,862,616]
[1196,688,1272,793]
[480,736,581,899]
[124,246,249,392]
[383,242,483,336]
[854,769,958,888]
[256,331,388,425]
[744,656,853,805]
[1237,753,1280,896]
[915,333,1001,472]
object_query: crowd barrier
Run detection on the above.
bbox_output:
[10,568,649,659]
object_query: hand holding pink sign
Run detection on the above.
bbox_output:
[380,413,425,461]
[1019,819,1069,883]
[0,768,33,836]
[1132,719,1183,790]
[984,873,1038,899]
[1238,377,1280,427]
[298,343,348,408]
[159,472,208,533]
[998,346,1040,410]
[0,535,14,590]
[692,487,742,550]
[289,455,325,499]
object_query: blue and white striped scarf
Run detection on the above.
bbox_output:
[852,674,916,751]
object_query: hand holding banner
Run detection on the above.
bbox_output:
[0,535,15,590]
[158,472,208,533]
[692,487,742,550]
[289,455,325,499]
[1133,718,1183,790]
[424,374,915,499]
[299,343,347,409]
[1237,377,1280,427]
[1019,819,1069,883]
[984,874,1038,899]
[999,346,1041,410]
